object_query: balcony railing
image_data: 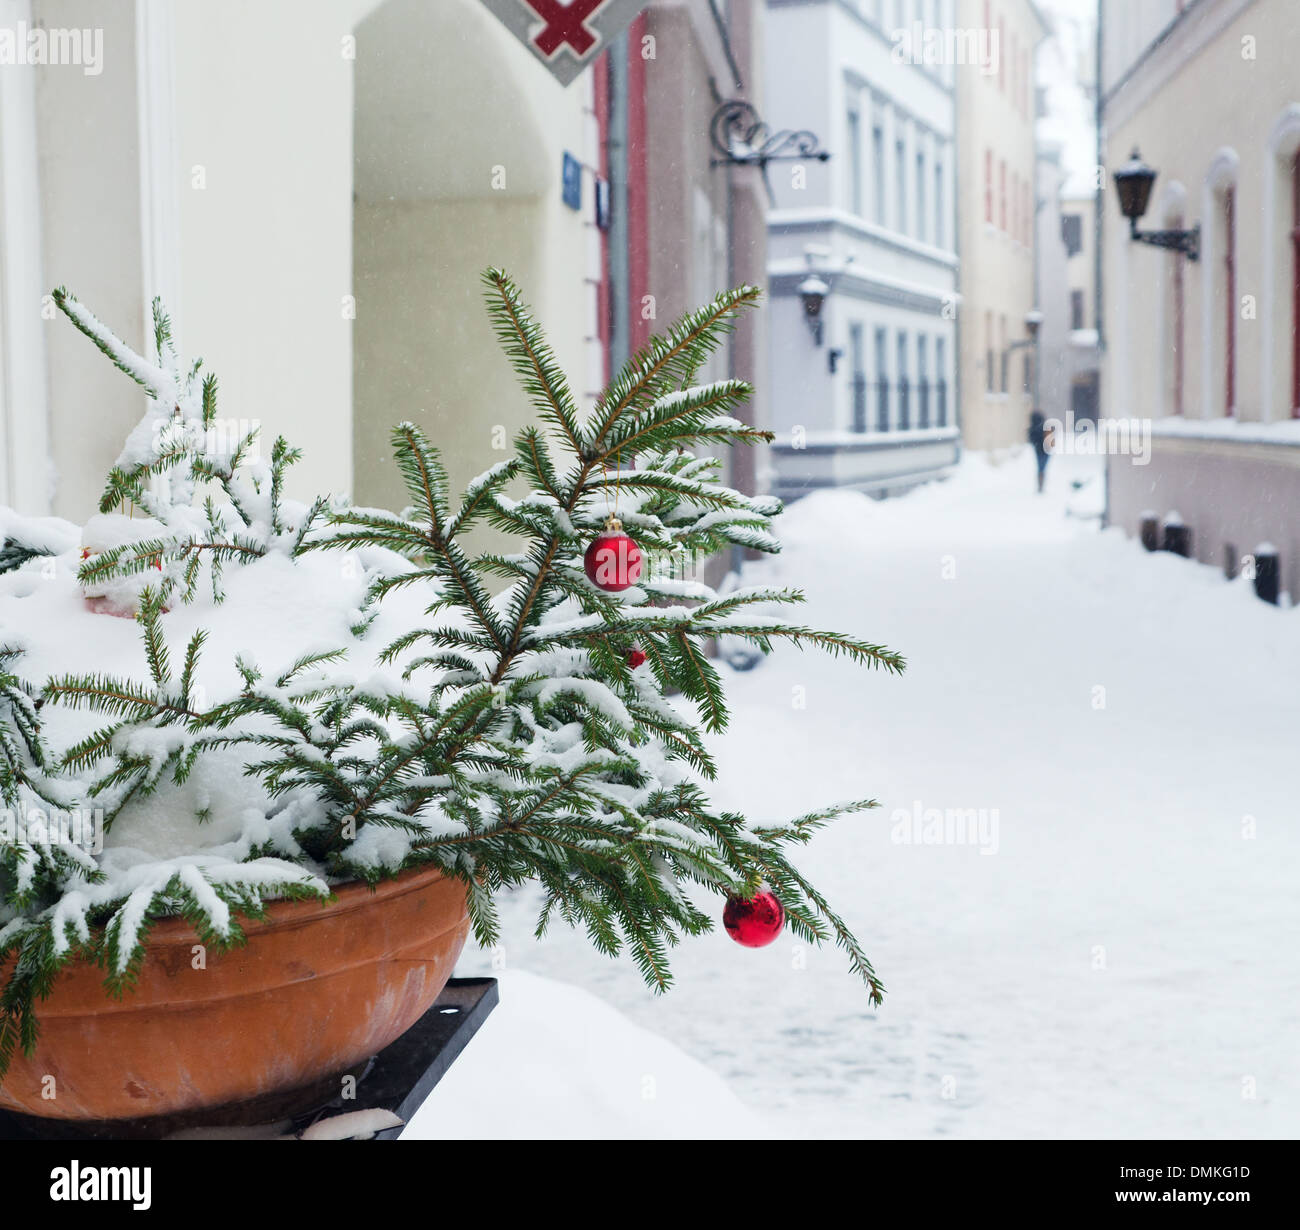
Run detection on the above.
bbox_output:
[840,380,953,434]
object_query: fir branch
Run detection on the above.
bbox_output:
[482,267,585,456]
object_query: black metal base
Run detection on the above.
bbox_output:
[0,977,498,1141]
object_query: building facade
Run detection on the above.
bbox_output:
[764,0,960,502]
[1035,2,1100,428]
[600,1,770,507]
[0,0,765,526]
[955,0,1046,453]
[1100,0,1300,601]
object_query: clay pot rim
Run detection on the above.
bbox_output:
[128,863,454,948]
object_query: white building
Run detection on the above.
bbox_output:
[763,0,960,501]
[0,0,598,521]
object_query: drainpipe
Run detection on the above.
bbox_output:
[1095,1,1109,528]
[952,61,963,466]
[1093,5,1105,355]
[607,31,631,374]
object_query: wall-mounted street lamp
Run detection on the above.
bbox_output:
[1003,311,1043,406]
[798,274,830,346]
[1004,310,1041,359]
[1113,149,1201,261]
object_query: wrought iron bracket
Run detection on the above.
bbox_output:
[709,99,829,203]
[1130,218,1201,261]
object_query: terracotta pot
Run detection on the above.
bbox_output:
[0,866,468,1126]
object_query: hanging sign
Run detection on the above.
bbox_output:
[479,0,649,87]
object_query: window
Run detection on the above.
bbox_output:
[1021,47,1030,117]
[850,324,867,432]
[916,150,927,242]
[917,335,930,428]
[897,332,910,429]
[896,138,907,234]
[1022,180,1031,246]
[872,120,886,224]
[847,107,863,216]
[999,314,1008,392]
[1070,289,1085,330]
[935,158,945,248]
[874,327,890,431]
[984,149,993,223]
[1010,171,1019,242]
[985,310,994,392]
[936,336,948,426]
[1062,213,1083,256]
[1009,34,1017,106]
[999,159,1007,231]
[998,19,1005,90]
[1225,185,1236,415]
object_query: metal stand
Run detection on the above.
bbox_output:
[0,977,498,1141]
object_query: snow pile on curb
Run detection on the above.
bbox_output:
[404,971,767,1140]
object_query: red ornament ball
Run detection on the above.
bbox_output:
[627,649,648,669]
[584,522,643,592]
[723,892,785,948]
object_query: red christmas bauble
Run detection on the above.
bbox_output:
[723,892,785,948]
[626,649,647,669]
[584,522,643,592]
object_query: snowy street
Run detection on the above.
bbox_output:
[425,451,1300,1139]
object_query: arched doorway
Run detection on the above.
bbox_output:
[351,0,557,510]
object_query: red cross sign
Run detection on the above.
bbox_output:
[481,0,648,86]
[524,0,603,58]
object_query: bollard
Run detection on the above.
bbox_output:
[1139,511,1160,552]
[1253,543,1280,605]
[1224,543,1238,580]
[1161,514,1191,558]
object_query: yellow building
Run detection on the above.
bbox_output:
[1101,0,1300,601]
[956,0,1047,452]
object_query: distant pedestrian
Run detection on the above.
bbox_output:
[1028,410,1054,494]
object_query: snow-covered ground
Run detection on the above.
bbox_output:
[426,450,1300,1139]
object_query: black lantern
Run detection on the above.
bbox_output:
[1113,148,1200,260]
[798,274,829,346]
[1114,150,1157,223]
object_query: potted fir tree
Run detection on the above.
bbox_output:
[0,272,903,1131]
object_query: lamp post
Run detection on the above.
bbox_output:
[1113,148,1200,261]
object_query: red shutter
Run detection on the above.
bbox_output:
[1292,157,1300,416]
